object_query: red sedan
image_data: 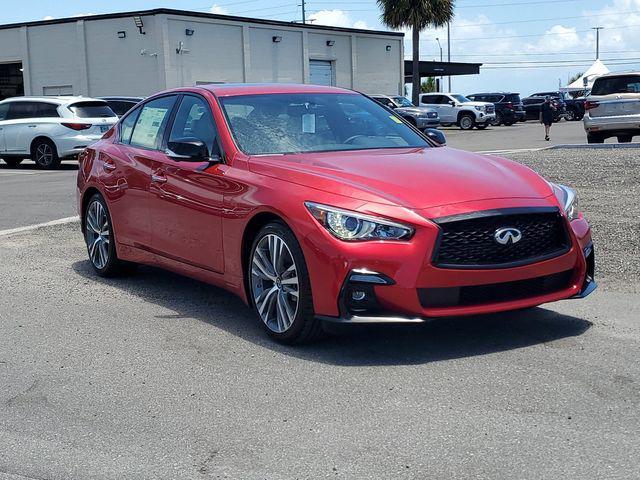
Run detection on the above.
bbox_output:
[77,84,596,343]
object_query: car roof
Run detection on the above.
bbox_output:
[99,96,145,101]
[469,92,519,95]
[0,96,107,105]
[176,83,357,97]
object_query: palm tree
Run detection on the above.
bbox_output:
[378,0,455,105]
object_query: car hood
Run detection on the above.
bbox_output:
[248,147,553,209]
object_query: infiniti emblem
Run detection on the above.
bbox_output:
[494,227,522,245]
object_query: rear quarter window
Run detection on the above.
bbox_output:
[591,76,640,95]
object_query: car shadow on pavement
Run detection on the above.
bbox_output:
[72,260,592,366]
[0,161,78,171]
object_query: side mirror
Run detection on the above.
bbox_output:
[166,138,218,162]
[449,100,456,106]
[387,102,396,109]
[424,128,446,146]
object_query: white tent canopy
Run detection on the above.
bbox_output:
[561,59,610,92]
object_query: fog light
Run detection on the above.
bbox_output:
[352,290,366,301]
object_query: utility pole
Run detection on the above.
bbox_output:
[447,22,451,92]
[301,0,306,24]
[592,26,603,60]
[436,37,443,92]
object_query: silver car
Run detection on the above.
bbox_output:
[371,95,440,130]
[584,72,640,143]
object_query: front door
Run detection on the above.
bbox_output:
[149,94,227,273]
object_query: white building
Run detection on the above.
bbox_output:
[0,8,404,100]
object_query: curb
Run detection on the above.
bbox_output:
[548,143,640,150]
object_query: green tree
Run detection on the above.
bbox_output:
[568,72,584,84]
[378,0,455,105]
[421,77,437,93]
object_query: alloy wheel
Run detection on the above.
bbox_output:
[85,200,111,270]
[460,116,474,130]
[35,143,54,167]
[250,234,300,333]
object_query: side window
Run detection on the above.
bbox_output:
[0,103,9,121]
[129,96,177,150]
[421,95,436,104]
[168,95,218,157]
[7,102,35,120]
[34,102,60,118]
[119,106,142,145]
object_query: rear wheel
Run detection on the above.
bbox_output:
[31,138,60,169]
[2,158,22,168]
[491,112,503,126]
[565,109,576,121]
[458,114,475,130]
[248,221,322,344]
[618,135,633,143]
[587,133,605,144]
[84,193,136,276]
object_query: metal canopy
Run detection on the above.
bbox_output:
[404,60,481,80]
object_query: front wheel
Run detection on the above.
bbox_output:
[458,114,475,130]
[491,112,503,126]
[84,193,136,276]
[587,133,605,144]
[248,222,322,344]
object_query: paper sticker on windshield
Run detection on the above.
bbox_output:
[302,113,316,133]
[389,115,403,124]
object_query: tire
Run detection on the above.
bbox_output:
[31,138,61,169]
[491,112,503,126]
[475,123,488,130]
[2,158,22,168]
[458,114,475,130]
[617,135,633,143]
[587,133,605,144]
[565,109,576,121]
[504,121,515,126]
[248,221,322,344]
[84,193,136,277]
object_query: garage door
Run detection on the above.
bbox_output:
[309,60,334,86]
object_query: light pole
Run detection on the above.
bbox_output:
[446,22,451,92]
[435,37,443,92]
[592,26,603,59]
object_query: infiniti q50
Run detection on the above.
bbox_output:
[77,84,596,343]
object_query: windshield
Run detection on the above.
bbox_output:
[69,102,116,118]
[220,93,430,155]
[451,94,471,103]
[392,96,414,107]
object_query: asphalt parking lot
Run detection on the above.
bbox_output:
[1,147,639,479]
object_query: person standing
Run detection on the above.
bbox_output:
[540,96,557,141]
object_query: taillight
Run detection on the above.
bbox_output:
[505,102,513,109]
[585,100,599,111]
[62,123,92,131]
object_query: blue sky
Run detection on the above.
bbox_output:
[5,0,640,95]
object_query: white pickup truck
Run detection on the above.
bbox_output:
[419,93,496,130]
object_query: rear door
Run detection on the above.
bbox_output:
[101,95,178,250]
[148,93,227,273]
[588,75,640,118]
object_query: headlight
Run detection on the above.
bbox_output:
[305,202,413,241]
[551,183,580,221]
[474,106,485,111]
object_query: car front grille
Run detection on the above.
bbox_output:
[432,208,570,269]
[418,269,574,308]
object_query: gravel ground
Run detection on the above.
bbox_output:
[503,148,640,293]
[0,148,639,479]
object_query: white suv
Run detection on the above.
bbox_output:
[419,93,496,130]
[583,72,640,143]
[0,96,118,169]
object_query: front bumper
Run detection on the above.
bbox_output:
[304,203,595,324]
[416,117,441,128]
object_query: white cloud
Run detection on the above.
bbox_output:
[210,4,229,15]
[308,9,369,29]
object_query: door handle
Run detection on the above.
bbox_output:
[102,159,116,172]
[28,125,37,128]
[151,173,167,184]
